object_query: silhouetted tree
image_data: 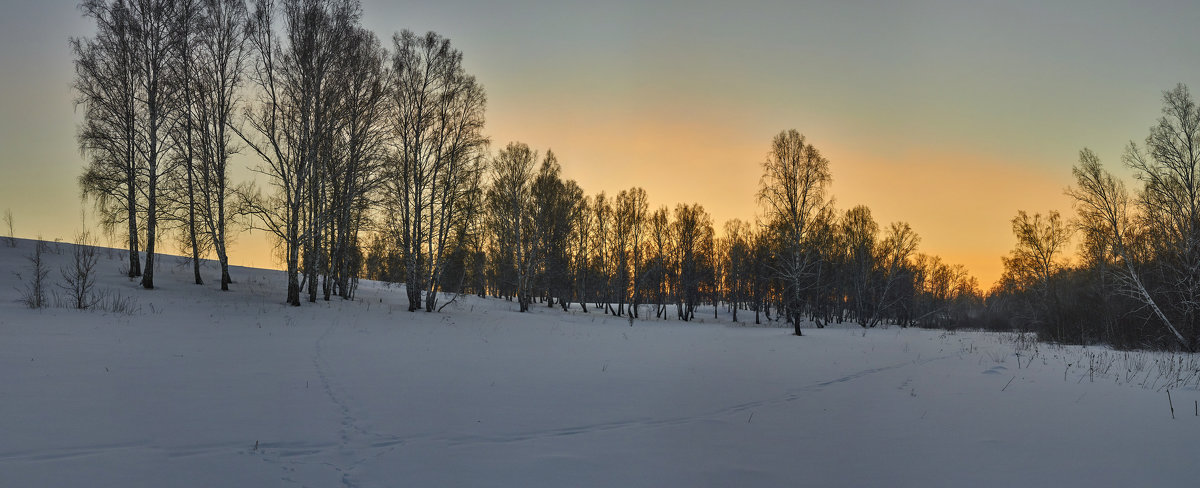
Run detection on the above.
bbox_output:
[3,209,15,247]
[74,0,143,278]
[590,192,613,312]
[19,240,51,309]
[722,219,753,322]
[237,0,359,305]
[572,195,595,312]
[611,187,647,316]
[672,203,713,321]
[1069,147,1190,348]
[169,0,205,285]
[325,25,388,300]
[193,0,250,291]
[869,221,920,327]
[130,0,189,290]
[1000,211,1072,337]
[758,129,832,335]
[60,231,101,309]
[646,206,671,318]
[386,29,488,312]
[530,151,581,310]
[486,142,537,312]
[842,205,878,326]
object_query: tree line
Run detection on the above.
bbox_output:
[73,0,982,332]
[362,132,983,333]
[994,83,1200,351]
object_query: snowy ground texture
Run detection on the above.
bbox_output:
[2,238,1199,487]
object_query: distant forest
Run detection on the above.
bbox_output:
[68,0,1200,351]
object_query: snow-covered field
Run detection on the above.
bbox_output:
[2,238,1198,487]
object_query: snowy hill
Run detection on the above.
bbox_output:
[1,238,1198,487]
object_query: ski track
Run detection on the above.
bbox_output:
[0,442,144,463]
[0,440,333,464]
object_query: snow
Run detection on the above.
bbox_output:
[1,238,1198,487]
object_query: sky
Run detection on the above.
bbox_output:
[3,1,1200,287]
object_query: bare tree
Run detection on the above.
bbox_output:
[867,221,920,327]
[611,187,647,316]
[722,219,753,322]
[748,226,774,324]
[842,205,878,326]
[590,192,613,312]
[625,188,648,318]
[1069,148,1189,348]
[168,0,205,285]
[530,151,580,310]
[1000,210,1072,335]
[758,129,832,335]
[672,203,713,321]
[1003,211,1072,293]
[129,0,189,290]
[60,231,101,309]
[572,195,595,312]
[324,26,388,300]
[486,142,537,312]
[646,206,671,318]
[237,0,358,305]
[193,0,250,290]
[18,240,51,309]
[74,0,143,278]
[387,29,488,312]
[804,206,842,326]
[1123,84,1200,347]
[3,209,14,247]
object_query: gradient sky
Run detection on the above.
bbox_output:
[3,1,1200,287]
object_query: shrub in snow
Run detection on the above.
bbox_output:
[58,232,100,309]
[17,240,49,308]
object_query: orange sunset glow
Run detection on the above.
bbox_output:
[3,0,1199,289]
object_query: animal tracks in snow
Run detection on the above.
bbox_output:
[255,321,410,488]
[440,353,955,447]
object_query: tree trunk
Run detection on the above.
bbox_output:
[287,198,301,306]
[185,133,202,285]
[142,138,157,290]
[126,180,141,278]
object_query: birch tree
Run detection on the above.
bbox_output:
[130,0,187,289]
[387,29,488,312]
[75,0,143,278]
[486,142,536,312]
[238,0,358,305]
[193,0,250,290]
[758,129,832,335]
[1069,148,1190,348]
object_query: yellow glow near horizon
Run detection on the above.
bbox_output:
[484,101,1078,289]
[4,0,1193,293]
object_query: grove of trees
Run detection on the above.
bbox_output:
[73,0,983,334]
[995,83,1200,351]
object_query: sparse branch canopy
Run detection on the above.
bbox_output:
[1004,210,1072,291]
[387,29,488,312]
[1068,147,1189,348]
[69,1,989,337]
[238,0,364,305]
[486,142,537,312]
[758,129,831,245]
[758,129,832,335]
[74,0,145,278]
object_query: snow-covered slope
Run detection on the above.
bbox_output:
[1,238,1198,487]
